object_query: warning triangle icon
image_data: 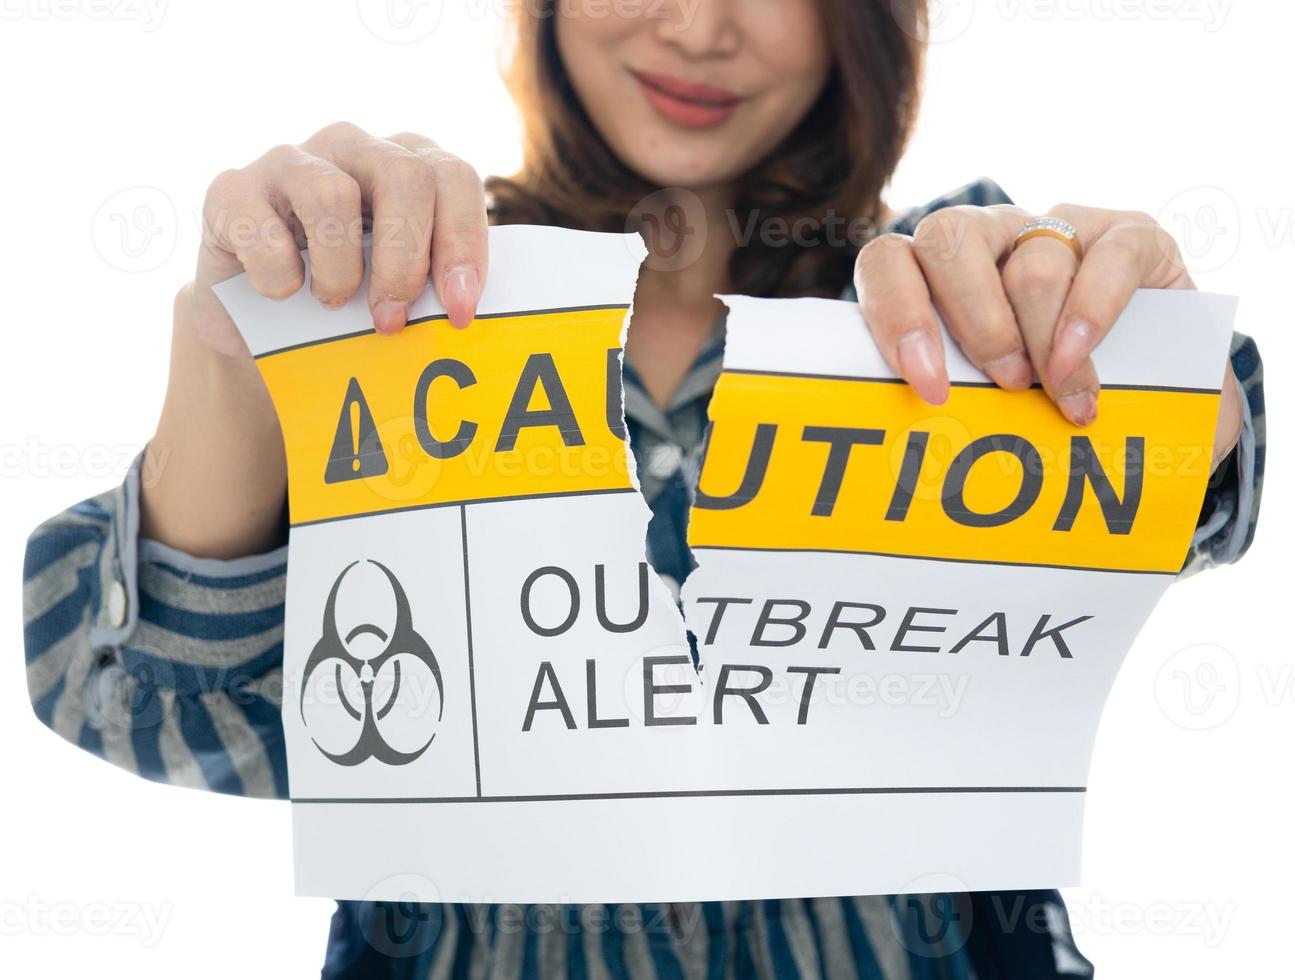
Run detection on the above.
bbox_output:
[324,377,389,484]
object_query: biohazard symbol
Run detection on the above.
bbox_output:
[325,378,389,484]
[299,560,443,766]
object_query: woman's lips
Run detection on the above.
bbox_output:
[631,70,744,130]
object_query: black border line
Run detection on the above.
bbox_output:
[460,506,482,798]
[722,368,1222,396]
[290,485,638,529]
[293,785,1086,804]
[254,303,631,360]
[689,543,1177,576]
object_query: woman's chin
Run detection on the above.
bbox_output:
[619,147,749,195]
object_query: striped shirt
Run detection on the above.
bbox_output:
[23,179,1265,979]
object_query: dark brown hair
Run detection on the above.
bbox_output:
[486,0,928,298]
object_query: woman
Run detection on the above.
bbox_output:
[23,1,1264,977]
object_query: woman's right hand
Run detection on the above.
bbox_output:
[147,123,488,559]
[187,121,490,360]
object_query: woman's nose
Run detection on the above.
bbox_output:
[653,0,741,59]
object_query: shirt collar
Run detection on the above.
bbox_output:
[621,308,727,436]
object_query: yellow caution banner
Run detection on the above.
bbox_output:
[255,307,633,526]
[689,371,1220,573]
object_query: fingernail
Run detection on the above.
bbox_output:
[1058,388,1098,426]
[1050,317,1092,386]
[983,351,1034,390]
[897,332,948,405]
[443,265,480,329]
[372,299,408,335]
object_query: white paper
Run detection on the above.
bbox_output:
[214,227,1235,903]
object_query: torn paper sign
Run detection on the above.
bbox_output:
[680,289,1235,898]
[215,226,1235,904]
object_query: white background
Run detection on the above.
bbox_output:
[0,0,1289,976]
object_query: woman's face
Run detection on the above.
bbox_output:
[555,0,832,192]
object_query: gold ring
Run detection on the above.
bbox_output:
[1013,217,1083,262]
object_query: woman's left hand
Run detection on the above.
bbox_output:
[853,203,1243,469]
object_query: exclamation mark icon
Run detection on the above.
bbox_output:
[325,377,390,484]
[350,400,362,474]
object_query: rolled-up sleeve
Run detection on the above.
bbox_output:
[1180,331,1266,577]
[23,451,290,799]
